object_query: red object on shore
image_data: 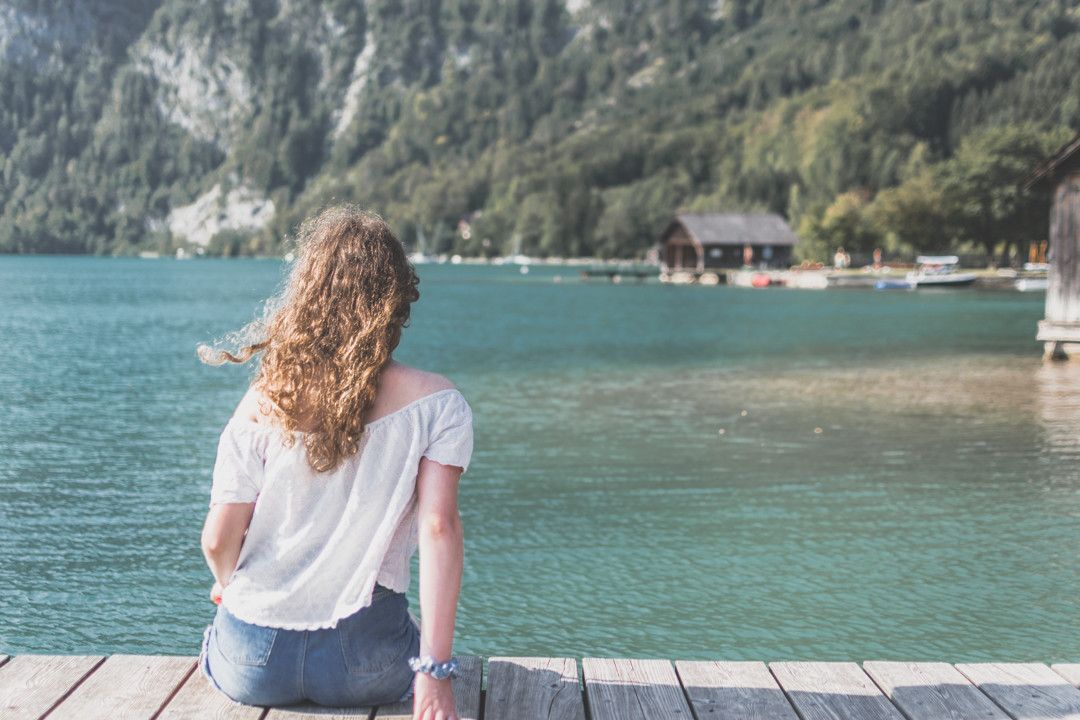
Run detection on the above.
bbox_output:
[751,273,771,288]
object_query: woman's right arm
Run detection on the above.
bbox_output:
[414,456,465,720]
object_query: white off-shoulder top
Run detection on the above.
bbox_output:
[208,387,474,630]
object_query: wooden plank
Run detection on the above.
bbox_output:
[957,663,1080,719]
[863,662,1009,720]
[674,660,798,720]
[0,655,105,720]
[372,654,482,719]
[769,661,905,720]
[581,658,692,720]
[47,654,195,720]
[1045,178,1080,324]
[1055,665,1080,687]
[265,705,372,719]
[484,657,584,720]
[158,666,265,720]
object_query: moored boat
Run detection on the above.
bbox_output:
[874,278,915,290]
[1015,277,1049,292]
[1015,261,1049,291]
[906,256,977,287]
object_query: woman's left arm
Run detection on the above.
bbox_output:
[203,386,266,589]
[201,502,255,588]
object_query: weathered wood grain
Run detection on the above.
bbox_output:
[265,705,372,719]
[0,655,105,720]
[158,665,266,720]
[1045,174,1080,324]
[581,658,692,720]
[484,657,584,720]
[863,662,1008,720]
[372,654,482,719]
[46,654,194,720]
[11,653,1080,720]
[957,663,1080,719]
[675,660,798,720]
[770,661,905,720]
[1054,665,1080,688]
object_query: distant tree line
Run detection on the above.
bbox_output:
[0,0,1077,263]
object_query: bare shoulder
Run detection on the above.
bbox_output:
[366,362,457,422]
[381,361,457,401]
[233,385,276,424]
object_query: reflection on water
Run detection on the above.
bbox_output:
[0,258,1078,661]
[1036,362,1080,461]
[461,361,1080,661]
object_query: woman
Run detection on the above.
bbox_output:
[196,205,472,720]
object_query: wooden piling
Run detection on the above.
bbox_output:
[1027,133,1080,360]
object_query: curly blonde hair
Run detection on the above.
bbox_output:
[199,205,420,472]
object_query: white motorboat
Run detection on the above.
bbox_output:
[906,255,978,287]
[1015,261,1049,291]
[1015,277,1049,292]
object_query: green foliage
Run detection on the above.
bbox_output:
[860,124,1070,263]
[1,0,1078,261]
[934,124,1070,261]
[206,228,260,257]
[799,191,880,263]
[867,172,952,258]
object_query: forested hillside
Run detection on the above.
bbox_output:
[1,0,1078,260]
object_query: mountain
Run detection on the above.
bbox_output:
[1,0,1077,260]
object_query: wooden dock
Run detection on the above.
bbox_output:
[4,654,1080,719]
[579,268,654,282]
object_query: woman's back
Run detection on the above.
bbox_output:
[211,361,474,630]
[199,207,469,715]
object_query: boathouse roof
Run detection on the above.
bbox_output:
[1025,132,1080,189]
[663,213,799,247]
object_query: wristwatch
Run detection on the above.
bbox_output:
[409,655,460,680]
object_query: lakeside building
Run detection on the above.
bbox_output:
[659,213,798,274]
[1026,132,1080,359]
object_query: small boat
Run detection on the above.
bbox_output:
[906,256,977,288]
[1015,277,1049,292]
[1015,262,1048,291]
[874,278,915,290]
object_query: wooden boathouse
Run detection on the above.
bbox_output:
[5,653,1080,719]
[1027,132,1080,359]
[659,213,798,275]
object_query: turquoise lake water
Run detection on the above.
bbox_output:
[1,256,1078,661]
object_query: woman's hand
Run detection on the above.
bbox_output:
[413,673,457,720]
[210,581,224,605]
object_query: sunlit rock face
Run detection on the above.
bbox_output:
[332,31,377,141]
[131,39,253,152]
[167,180,275,247]
[129,1,364,152]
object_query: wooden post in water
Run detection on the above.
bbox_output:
[1027,134,1080,360]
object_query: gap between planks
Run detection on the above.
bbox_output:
[5,656,1080,720]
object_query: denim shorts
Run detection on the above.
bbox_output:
[199,583,421,708]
